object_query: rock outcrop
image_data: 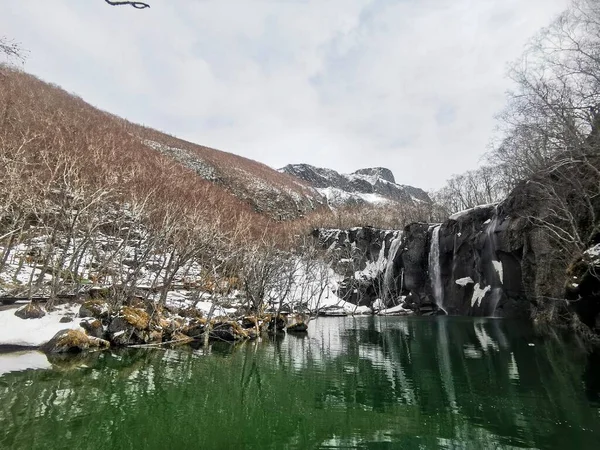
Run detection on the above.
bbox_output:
[567,243,600,331]
[312,226,402,306]
[107,306,162,346]
[316,204,558,318]
[41,329,110,354]
[315,182,599,328]
[79,300,110,319]
[281,164,431,207]
[14,303,46,319]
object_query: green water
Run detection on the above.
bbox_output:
[1,317,600,449]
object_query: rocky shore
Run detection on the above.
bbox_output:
[1,299,311,355]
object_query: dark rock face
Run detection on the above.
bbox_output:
[79,300,109,319]
[385,200,544,318]
[398,182,596,323]
[399,223,429,303]
[567,243,600,331]
[281,164,431,206]
[313,196,591,322]
[80,319,105,339]
[433,205,523,317]
[107,306,162,346]
[315,227,398,270]
[313,227,402,307]
[353,167,396,184]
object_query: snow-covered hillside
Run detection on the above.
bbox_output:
[280,164,431,208]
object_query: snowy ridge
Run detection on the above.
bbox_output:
[280,164,431,208]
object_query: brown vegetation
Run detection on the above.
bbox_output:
[0,65,437,316]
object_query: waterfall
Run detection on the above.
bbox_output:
[429,225,445,313]
[383,233,403,304]
[484,207,503,317]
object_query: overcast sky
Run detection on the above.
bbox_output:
[1,0,570,190]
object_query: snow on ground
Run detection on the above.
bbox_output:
[0,304,82,347]
[0,351,51,376]
[0,228,207,299]
[377,304,413,316]
[316,187,390,207]
[163,291,238,316]
[449,203,499,221]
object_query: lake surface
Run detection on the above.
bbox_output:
[1,316,600,449]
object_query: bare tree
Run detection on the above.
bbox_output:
[0,37,25,64]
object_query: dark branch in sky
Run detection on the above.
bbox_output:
[104,0,150,9]
[0,37,25,62]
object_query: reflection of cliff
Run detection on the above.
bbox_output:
[284,317,600,448]
[0,318,599,449]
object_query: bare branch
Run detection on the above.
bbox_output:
[104,0,150,9]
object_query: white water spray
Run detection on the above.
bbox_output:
[429,225,445,313]
[383,233,403,304]
[484,208,503,317]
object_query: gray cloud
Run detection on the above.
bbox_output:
[1,0,569,190]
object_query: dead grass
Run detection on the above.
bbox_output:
[120,306,150,330]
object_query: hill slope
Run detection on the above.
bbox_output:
[0,67,324,226]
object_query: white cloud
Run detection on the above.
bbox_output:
[1,0,569,190]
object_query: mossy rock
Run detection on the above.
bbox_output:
[79,300,109,319]
[179,307,204,319]
[41,329,110,354]
[210,321,249,342]
[267,314,287,332]
[15,303,46,320]
[287,322,308,332]
[88,287,110,299]
[80,318,104,339]
[241,316,258,329]
[107,310,161,346]
[181,318,207,338]
[120,306,150,330]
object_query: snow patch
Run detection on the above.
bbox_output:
[316,187,390,207]
[0,304,83,347]
[377,303,412,316]
[455,277,474,287]
[584,243,600,260]
[449,203,498,221]
[470,283,491,308]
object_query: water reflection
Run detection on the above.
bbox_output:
[0,317,599,449]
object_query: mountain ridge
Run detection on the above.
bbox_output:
[280,163,431,208]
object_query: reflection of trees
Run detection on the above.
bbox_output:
[0,318,599,449]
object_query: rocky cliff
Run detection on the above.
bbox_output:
[315,179,600,330]
[281,164,431,208]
